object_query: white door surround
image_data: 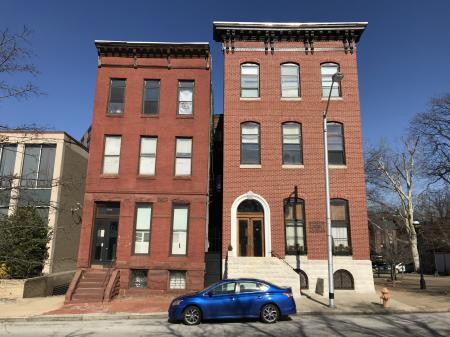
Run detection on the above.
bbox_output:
[230,191,271,257]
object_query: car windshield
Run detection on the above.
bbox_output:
[201,281,223,293]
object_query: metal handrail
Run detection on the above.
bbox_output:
[270,250,301,274]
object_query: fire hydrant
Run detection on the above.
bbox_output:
[380,287,390,308]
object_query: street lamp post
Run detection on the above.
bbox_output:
[323,72,344,308]
[413,220,427,290]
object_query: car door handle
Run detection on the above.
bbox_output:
[257,296,263,299]
[230,297,236,301]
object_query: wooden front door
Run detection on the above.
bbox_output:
[238,213,264,257]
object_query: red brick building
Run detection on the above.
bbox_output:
[67,41,211,302]
[213,22,375,295]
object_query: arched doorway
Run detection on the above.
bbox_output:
[237,199,264,257]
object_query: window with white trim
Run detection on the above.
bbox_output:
[327,122,345,165]
[241,122,260,165]
[171,205,188,255]
[102,136,121,175]
[241,63,259,98]
[331,199,351,255]
[321,63,341,97]
[175,138,192,176]
[133,204,152,254]
[281,63,300,97]
[282,123,302,165]
[139,137,157,175]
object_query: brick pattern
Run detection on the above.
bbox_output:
[77,54,211,294]
[222,40,370,261]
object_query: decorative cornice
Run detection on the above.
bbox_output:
[95,40,210,58]
[213,21,367,55]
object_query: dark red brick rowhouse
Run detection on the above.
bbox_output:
[66,41,211,302]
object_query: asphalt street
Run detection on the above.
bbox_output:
[1,313,449,337]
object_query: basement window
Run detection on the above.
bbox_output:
[169,271,186,289]
[130,269,148,288]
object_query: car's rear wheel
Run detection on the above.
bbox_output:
[182,305,201,325]
[260,304,279,323]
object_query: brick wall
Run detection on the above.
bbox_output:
[222,40,370,261]
[77,50,211,292]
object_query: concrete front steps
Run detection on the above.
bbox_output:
[226,257,302,296]
[65,268,120,304]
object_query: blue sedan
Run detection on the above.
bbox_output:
[168,278,297,325]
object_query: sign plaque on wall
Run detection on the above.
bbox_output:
[309,221,326,233]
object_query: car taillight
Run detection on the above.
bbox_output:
[283,292,293,298]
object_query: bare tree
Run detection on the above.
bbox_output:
[411,93,450,185]
[0,26,42,102]
[365,137,422,271]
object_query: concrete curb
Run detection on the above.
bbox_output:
[1,309,449,322]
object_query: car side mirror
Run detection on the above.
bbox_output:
[207,291,213,297]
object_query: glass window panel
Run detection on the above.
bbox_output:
[139,157,155,175]
[175,158,191,175]
[108,80,126,114]
[241,65,258,75]
[134,236,149,254]
[281,64,298,75]
[212,282,236,295]
[143,80,159,115]
[178,102,193,115]
[0,189,11,207]
[241,88,259,98]
[176,138,192,156]
[21,146,40,187]
[136,206,151,230]
[103,156,119,174]
[37,145,56,188]
[105,137,121,155]
[18,189,51,206]
[141,138,157,155]
[241,144,259,164]
[130,270,147,288]
[171,231,187,255]
[173,207,188,230]
[169,271,186,289]
[179,88,193,101]
[0,145,17,188]
[331,203,346,221]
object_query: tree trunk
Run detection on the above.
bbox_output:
[410,235,420,271]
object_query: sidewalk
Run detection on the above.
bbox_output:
[1,275,449,321]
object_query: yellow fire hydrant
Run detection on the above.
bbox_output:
[380,287,390,308]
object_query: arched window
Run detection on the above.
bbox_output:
[299,270,308,290]
[321,63,341,97]
[282,122,302,165]
[284,197,306,255]
[240,122,260,165]
[327,122,345,165]
[241,63,259,98]
[334,269,354,289]
[281,63,300,98]
[331,199,351,255]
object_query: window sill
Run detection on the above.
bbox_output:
[282,164,304,169]
[240,164,262,169]
[137,175,156,179]
[329,165,347,169]
[140,114,159,118]
[100,174,119,179]
[106,113,125,117]
[174,176,192,180]
[240,97,261,101]
[176,115,194,119]
[321,97,343,101]
[281,97,301,101]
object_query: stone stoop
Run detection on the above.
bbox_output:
[226,257,302,296]
[65,269,111,303]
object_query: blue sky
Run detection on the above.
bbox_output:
[2,0,450,147]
